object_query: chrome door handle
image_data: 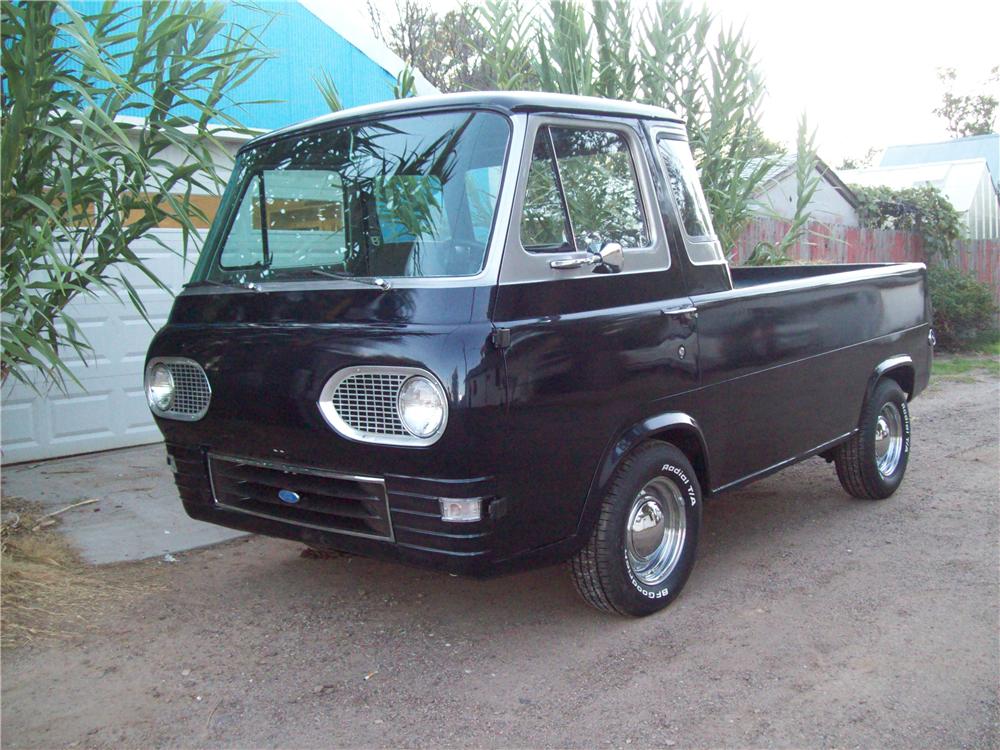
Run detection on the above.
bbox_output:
[549,253,600,270]
[549,243,624,272]
[661,305,698,317]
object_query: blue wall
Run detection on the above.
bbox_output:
[65,1,397,132]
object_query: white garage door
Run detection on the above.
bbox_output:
[1,230,196,464]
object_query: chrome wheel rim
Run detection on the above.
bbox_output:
[625,476,687,586]
[874,402,904,477]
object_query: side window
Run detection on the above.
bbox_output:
[549,127,649,251]
[519,125,650,254]
[656,136,723,263]
[520,127,572,251]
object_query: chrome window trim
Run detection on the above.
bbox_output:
[207,453,394,542]
[499,114,670,286]
[648,125,728,267]
[144,356,211,422]
[317,365,449,447]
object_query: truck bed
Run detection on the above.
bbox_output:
[729,263,918,290]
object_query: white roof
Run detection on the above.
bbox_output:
[298,0,438,97]
[840,158,993,212]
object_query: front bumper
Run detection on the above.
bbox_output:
[168,443,505,576]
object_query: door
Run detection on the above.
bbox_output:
[492,116,697,552]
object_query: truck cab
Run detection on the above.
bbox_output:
[146,93,932,615]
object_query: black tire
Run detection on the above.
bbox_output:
[570,441,702,616]
[834,378,911,499]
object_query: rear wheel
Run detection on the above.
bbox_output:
[570,442,702,616]
[834,378,911,499]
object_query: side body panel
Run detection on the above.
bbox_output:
[492,271,697,554]
[683,265,931,491]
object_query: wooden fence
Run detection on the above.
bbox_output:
[732,218,1000,302]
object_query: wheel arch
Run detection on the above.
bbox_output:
[576,412,712,540]
[875,355,915,398]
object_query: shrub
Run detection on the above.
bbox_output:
[852,184,963,262]
[928,265,999,350]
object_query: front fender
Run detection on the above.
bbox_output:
[574,411,712,540]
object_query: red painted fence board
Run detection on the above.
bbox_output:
[732,218,1000,302]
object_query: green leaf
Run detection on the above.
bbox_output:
[1,0,275,392]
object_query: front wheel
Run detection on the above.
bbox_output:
[834,378,911,499]
[570,441,702,616]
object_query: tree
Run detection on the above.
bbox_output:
[1,1,272,390]
[366,0,779,253]
[367,0,491,92]
[746,124,786,159]
[837,147,881,171]
[933,66,999,138]
[634,0,777,252]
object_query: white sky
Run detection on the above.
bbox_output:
[700,0,1000,163]
[371,0,1000,164]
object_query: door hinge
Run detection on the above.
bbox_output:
[491,328,511,350]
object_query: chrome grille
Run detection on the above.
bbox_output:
[147,357,211,421]
[167,361,211,416]
[331,372,409,436]
[317,365,447,446]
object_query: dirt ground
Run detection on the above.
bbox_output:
[2,374,998,749]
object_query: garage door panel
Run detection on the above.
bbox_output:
[48,390,116,443]
[0,398,42,452]
[123,386,162,436]
[121,325,168,365]
[59,315,114,371]
[119,249,194,289]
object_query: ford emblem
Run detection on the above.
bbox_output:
[278,489,300,504]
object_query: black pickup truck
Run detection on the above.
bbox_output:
[145,93,933,616]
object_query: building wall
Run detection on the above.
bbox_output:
[753,171,859,227]
[841,159,999,239]
[64,1,399,132]
[967,172,1000,240]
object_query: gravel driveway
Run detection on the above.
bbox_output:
[2,375,997,749]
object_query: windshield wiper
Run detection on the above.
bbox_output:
[308,268,392,291]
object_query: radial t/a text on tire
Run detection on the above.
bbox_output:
[570,441,702,616]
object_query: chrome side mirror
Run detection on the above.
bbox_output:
[598,242,624,272]
[549,242,625,273]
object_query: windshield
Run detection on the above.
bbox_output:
[197,111,510,284]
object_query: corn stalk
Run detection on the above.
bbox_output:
[536,0,596,95]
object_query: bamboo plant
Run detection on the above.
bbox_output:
[1,0,273,392]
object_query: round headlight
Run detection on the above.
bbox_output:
[147,363,175,412]
[397,376,446,439]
